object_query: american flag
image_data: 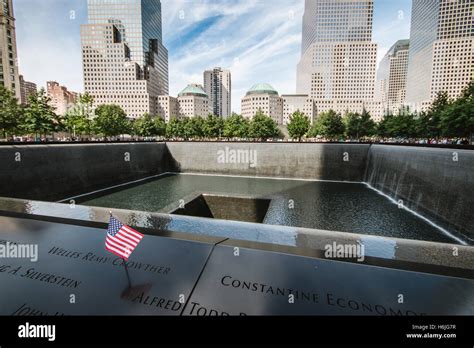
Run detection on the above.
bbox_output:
[105,216,144,260]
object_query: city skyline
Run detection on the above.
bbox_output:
[13,0,411,113]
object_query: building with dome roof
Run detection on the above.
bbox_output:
[177,84,211,118]
[241,83,283,125]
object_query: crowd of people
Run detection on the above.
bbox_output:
[4,135,472,146]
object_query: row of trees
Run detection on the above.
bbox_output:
[378,82,473,139]
[136,111,280,140]
[286,109,375,141]
[1,81,472,141]
[0,86,281,140]
[286,81,474,141]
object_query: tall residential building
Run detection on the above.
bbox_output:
[376,40,410,115]
[282,95,316,125]
[203,67,231,118]
[19,75,37,105]
[177,84,210,118]
[0,0,20,99]
[157,95,179,122]
[405,0,474,110]
[81,0,169,118]
[241,83,283,125]
[47,81,78,116]
[296,0,379,119]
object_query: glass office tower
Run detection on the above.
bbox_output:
[82,0,169,118]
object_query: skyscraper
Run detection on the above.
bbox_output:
[296,0,379,118]
[405,0,474,110]
[0,0,20,99]
[81,0,169,118]
[203,67,231,118]
[376,40,410,116]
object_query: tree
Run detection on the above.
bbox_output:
[64,92,95,139]
[376,112,417,138]
[93,104,130,139]
[308,110,344,139]
[376,113,394,138]
[202,114,224,138]
[358,109,376,138]
[343,110,376,140]
[79,92,94,118]
[248,109,280,140]
[287,110,310,141]
[425,91,451,138]
[183,116,204,139]
[343,112,360,139]
[22,88,58,139]
[439,81,474,138]
[133,113,156,137]
[223,113,249,138]
[153,116,166,137]
[64,114,93,139]
[166,118,184,138]
[0,86,22,139]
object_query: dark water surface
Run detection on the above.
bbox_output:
[82,174,456,244]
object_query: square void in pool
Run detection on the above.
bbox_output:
[78,173,456,244]
[170,194,271,223]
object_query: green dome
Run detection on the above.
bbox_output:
[178,84,208,98]
[246,83,278,96]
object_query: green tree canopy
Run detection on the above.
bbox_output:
[64,92,95,138]
[22,88,58,139]
[64,114,93,138]
[153,116,166,137]
[133,113,156,137]
[0,86,22,139]
[223,113,249,138]
[202,114,224,138]
[308,110,344,139]
[439,81,474,138]
[343,112,362,139]
[377,112,417,138]
[344,110,377,139]
[183,116,204,139]
[425,91,451,138]
[93,104,130,138]
[287,110,310,141]
[248,110,280,140]
[166,117,185,138]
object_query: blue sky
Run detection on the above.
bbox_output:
[13,0,412,113]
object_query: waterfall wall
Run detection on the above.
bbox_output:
[365,145,474,243]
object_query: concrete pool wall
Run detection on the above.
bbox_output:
[166,142,370,181]
[0,143,172,201]
[0,142,472,242]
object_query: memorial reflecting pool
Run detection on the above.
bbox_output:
[79,174,457,244]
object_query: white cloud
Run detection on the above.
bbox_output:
[13,0,412,114]
[165,0,304,112]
